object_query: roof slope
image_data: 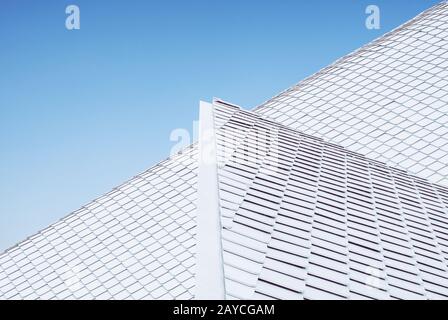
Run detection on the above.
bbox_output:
[1,95,448,299]
[255,1,448,185]
[214,101,448,300]
[0,148,198,299]
[1,2,448,300]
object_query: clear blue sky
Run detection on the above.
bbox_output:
[0,0,440,251]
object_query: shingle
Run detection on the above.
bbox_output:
[1,1,448,301]
[214,97,448,300]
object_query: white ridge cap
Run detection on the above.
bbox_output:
[194,101,225,299]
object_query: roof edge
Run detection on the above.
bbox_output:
[194,101,226,299]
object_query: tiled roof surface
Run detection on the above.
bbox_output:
[215,102,448,300]
[1,2,448,300]
[0,149,198,299]
[255,2,448,185]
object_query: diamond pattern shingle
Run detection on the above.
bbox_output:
[1,1,448,300]
[0,148,198,300]
[255,2,448,185]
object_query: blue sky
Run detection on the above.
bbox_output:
[0,0,440,251]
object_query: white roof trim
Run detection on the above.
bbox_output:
[194,101,225,299]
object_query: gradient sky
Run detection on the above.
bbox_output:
[0,0,441,251]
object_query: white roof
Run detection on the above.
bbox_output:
[1,1,448,300]
[255,1,448,186]
[214,100,448,299]
[0,149,198,299]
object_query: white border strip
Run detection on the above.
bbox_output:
[195,101,225,299]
